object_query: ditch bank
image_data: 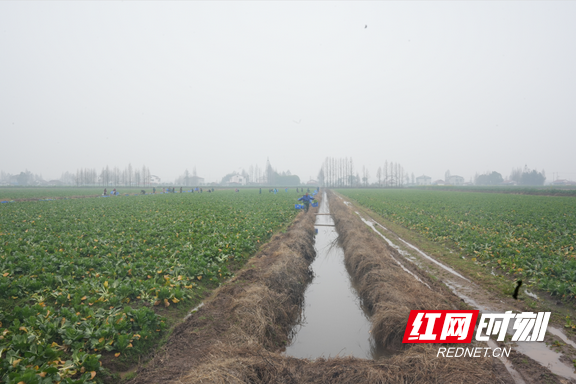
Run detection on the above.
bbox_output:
[126,198,319,384]
[334,191,574,384]
[284,193,385,359]
[128,191,511,384]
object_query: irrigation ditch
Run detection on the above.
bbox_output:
[124,190,570,383]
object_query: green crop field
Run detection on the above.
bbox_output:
[0,187,158,201]
[338,189,576,298]
[0,190,300,383]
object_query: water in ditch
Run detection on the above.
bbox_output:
[284,194,387,359]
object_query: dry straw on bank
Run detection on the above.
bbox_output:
[131,194,508,384]
[327,191,458,349]
[128,201,318,384]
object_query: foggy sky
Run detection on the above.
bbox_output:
[1,1,575,184]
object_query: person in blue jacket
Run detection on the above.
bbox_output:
[298,192,315,213]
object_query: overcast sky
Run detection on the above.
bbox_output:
[1,1,575,183]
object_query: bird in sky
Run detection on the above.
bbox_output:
[365,25,367,28]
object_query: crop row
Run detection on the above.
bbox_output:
[0,190,299,383]
[0,187,155,201]
[338,189,576,298]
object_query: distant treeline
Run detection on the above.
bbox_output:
[415,185,576,197]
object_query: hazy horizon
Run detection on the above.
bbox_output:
[1,2,575,184]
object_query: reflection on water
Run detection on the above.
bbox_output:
[284,194,392,360]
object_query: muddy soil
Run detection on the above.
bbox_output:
[334,191,576,384]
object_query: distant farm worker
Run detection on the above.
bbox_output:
[153,187,156,194]
[113,188,117,195]
[104,188,107,196]
[180,187,182,193]
[298,192,315,213]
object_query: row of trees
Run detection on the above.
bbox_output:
[67,165,154,187]
[375,161,410,187]
[318,157,410,187]
[1,166,155,187]
[318,157,357,187]
[221,159,301,186]
[0,170,44,186]
[474,166,546,186]
[510,166,546,186]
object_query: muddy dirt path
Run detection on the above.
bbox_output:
[336,192,576,383]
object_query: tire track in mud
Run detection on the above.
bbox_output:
[336,192,576,384]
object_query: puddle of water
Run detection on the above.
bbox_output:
[445,281,576,381]
[392,231,470,282]
[358,217,431,289]
[524,290,539,300]
[514,338,576,379]
[352,211,470,283]
[549,327,576,350]
[444,280,492,313]
[285,194,388,360]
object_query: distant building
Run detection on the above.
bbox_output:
[416,175,431,185]
[447,175,465,186]
[190,175,205,185]
[306,179,318,186]
[47,180,63,186]
[552,179,576,186]
[433,180,445,186]
[501,180,517,186]
[228,175,246,185]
